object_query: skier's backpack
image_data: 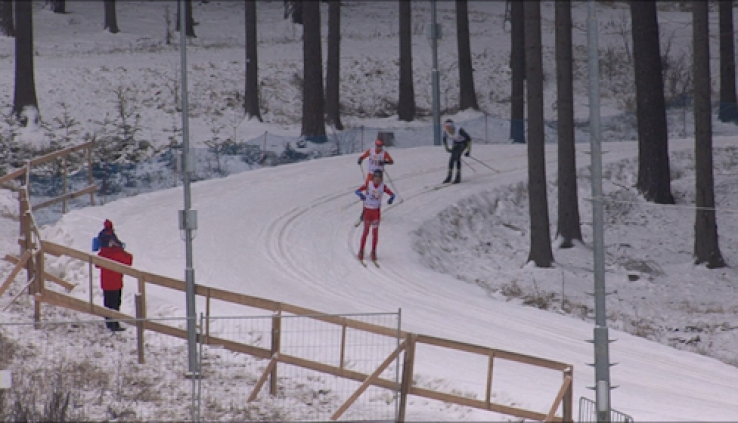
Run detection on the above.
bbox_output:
[92,236,100,252]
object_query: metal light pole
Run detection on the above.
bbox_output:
[179,0,199,377]
[430,0,442,146]
[586,1,612,421]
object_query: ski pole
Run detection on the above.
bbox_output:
[467,155,499,173]
[461,158,477,172]
[358,162,366,181]
[383,168,403,203]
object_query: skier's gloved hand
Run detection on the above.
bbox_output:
[388,195,395,205]
[357,158,363,165]
[355,190,366,201]
[464,151,470,157]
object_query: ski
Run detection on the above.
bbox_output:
[372,260,380,268]
[359,258,368,267]
[432,183,455,191]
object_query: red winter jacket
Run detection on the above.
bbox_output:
[97,247,133,291]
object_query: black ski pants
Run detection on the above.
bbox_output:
[448,142,468,173]
[103,289,122,330]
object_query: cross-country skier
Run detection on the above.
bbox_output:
[357,139,394,221]
[358,139,394,186]
[441,119,472,184]
[355,169,395,263]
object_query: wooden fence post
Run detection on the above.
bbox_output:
[339,319,347,370]
[397,333,416,423]
[205,288,211,344]
[18,188,26,257]
[19,190,33,288]
[88,258,94,313]
[33,250,44,328]
[563,367,573,422]
[137,277,146,318]
[135,294,146,364]
[270,310,282,396]
[485,352,495,407]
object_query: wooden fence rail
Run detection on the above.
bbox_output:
[0,140,96,211]
[25,241,574,422]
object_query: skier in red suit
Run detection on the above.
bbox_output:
[358,139,394,186]
[355,170,395,262]
[97,220,133,332]
[357,139,395,222]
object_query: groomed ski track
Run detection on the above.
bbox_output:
[51,140,738,421]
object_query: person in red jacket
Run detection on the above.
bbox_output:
[97,220,133,332]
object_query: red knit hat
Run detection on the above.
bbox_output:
[104,219,113,229]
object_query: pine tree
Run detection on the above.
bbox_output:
[13,0,39,125]
[555,0,582,248]
[524,0,553,267]
[244,0,262,121]
[692,1,726,268]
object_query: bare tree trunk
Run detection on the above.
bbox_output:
[301,1,326,142]
[325,0,343,130]
[456,0,478,111]
[693,1,726,268]
[244,0,261,121]
[51,0,65,14]
[0,0,14,37]
[398,0,415,122]
[555,0,581,248]
[104,0,119,34]
[631,0,674,204]
[13,0,38,126]
[524,0,553,267]
[176,0,196,37]
[718,0,738,122]
[510,0,525,143]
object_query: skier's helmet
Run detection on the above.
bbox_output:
[375,139,384,147]
[372,169,383,179]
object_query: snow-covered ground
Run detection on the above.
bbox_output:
[0,139,729,422]
[2,1,738,421]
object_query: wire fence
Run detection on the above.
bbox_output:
[0,311,401,422]
[198,312,401,422]
[578,396,634,423]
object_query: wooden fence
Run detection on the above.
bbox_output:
[0,140,96,213]
[0,184,574,422]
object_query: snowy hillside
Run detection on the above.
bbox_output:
[21,139,737,421]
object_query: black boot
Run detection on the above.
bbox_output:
[453,171,461,184]
[442,171,452,184]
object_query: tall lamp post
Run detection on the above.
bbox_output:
[586,1,612,421]
[179,0,199,377]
